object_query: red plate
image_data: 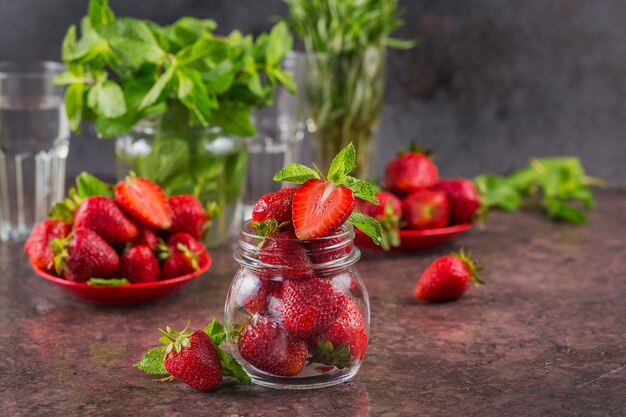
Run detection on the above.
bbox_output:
[32,255,212,305]
[355,223,472,252]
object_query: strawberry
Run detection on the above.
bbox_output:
[238,314,308,377]
[73,196,138,244]
[402,189,450,230]
[251,187,298,226]
[115,174,171,229]
[384,150,439,194]
[132,227,159,251]
[292,178,355,239]
[433,178,480,224]
[309,300,368,367]
[356,191,402,250]
[24,219,70,270]
[282,277,347,337]
[414,249,483,302]
[236,271,281,315]
[305,230,353,264]
[160,233,210,279]
[258,231,311,277]
[51,228,119,282]
[168,195,207,240]
[160,326,223,391]
[119,245,159,283]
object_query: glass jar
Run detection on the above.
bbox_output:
[225,222,370,389]
[115,117,248,248]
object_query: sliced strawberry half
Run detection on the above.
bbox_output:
[115,175,172,230]
[291,179,355,240]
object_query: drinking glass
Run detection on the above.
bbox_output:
[242,52,307,220]
[0,61,69,241]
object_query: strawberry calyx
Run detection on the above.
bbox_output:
[379,200,402,251]
[252,218,290,238]
[158,322,194,355]
[398,142,434,158]
[50,233,72,275]
[48,187,83,224]
[451,248,484,285]
[309,338,355,369]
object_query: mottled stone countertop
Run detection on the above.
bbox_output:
[1,190,625,417]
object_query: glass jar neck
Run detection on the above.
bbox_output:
[234,221,360,274]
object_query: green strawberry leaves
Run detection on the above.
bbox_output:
[135,319,250,385]
[76,172,114,199]
[273,143,383,245]
[309,338,355,369]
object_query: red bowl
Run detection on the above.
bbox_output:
[32,256,212,305]
[355,223,472,252]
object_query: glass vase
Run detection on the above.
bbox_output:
[115,117,247,248]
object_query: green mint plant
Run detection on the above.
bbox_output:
[55,0,295,137]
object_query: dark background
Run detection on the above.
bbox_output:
[1,0,624,182]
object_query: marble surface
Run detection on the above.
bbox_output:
[1,190,625,416]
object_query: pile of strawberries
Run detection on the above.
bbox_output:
[24,173,210,284]
[357,147,481,248]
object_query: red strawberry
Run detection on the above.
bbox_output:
[309,300,368,367]
[160,233,209,279]
[119,245,159,283]
[236,271,281,314]
[24,219,70,270]
[356,191,402,250]
[306,230,352,264]
[73,196,138,244]
[161,327,222,391]
[251,187,298,225]
[52,228,119,282]
[384,151,439,194]
[402,190,450,230]
[258,231,311,277]
[433,178,480,224]
[168,195,207,240]
[282,277,347,338]
[238,314,308,377]
[132,227,159,251]
[414,250,483,302]
[115,175,171,229]
[292,179,355,239]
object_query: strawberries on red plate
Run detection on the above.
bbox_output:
[24,219,70,270]
[73,196,138,244]
[119,245,159,283]
[115,175,172,229]
[402,189,450,230]
[168,194,207,240]
[384,149,439,194]
[433,178,480,224]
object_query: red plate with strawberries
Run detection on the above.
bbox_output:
[33,258,211,304]
[354,223,471,252]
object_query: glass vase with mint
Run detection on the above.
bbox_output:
[55,0,295,247]
[285,0,414,178]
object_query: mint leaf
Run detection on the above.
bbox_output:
[203,319,226,346]
[273,164,320,184]
[202,60,237,94]
[53,71,84,86]
[210,103,255,137]
[138,139,190,185]
[344,176,379,204]
[100,19,166,66]
[87,80,127,118]
[177,67,213,124]
[215,346,250,383]
[134,346,168,375]
[65,83,84,132]
[269,67,296,94]
[61,25,78,62]
[76,172,113,198]
[474,174,520,211]
[327,143,356,182]
[87,278,131,286]
[88,0,115,29]
[386,37,417,49]
[176,37,228,66]
[349,210,383,246]
[266,21,292,66]
[140,64,176,110]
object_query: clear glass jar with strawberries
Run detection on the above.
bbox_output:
[224,144,382,389]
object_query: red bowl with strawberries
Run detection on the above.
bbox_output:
[354,222,472,252]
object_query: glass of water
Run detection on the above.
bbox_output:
[0,61,69,241]
[242,52,307,220]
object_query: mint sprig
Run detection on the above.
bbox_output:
[87,278,131,286]
[273,143,383,245]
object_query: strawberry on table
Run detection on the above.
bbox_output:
[168,194,207,240]
[433,178,481,224]
[119,245,159,283]
[309,299,368,367]
[384,147,439,194]
[281,277,348,338]
[252,187,298,226]
[24,219,71,271]
[238,314,308,377]
[402,189,450,230]
[414,249,483,302]
[115,174,172,230]
[51,228,119,282]
[135,319,250,392]
[73,196,138,244]
[272,143,382,245]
